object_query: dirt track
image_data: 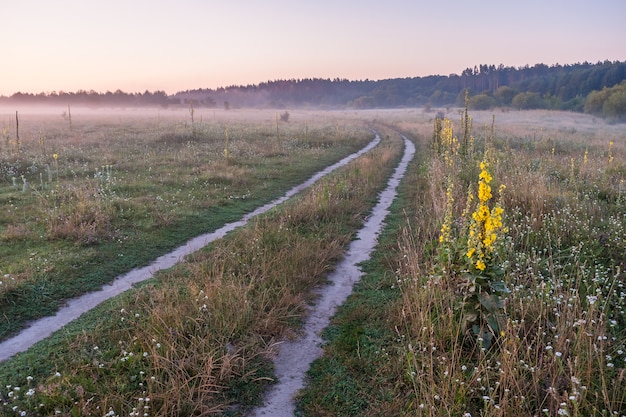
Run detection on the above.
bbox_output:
[250,135,415,416]
[0,134,382,363]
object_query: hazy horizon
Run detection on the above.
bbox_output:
[2,59,624,98]
[2,0,625,97]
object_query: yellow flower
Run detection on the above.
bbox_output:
[478,181,492,202]
[483,233,497,247]
[475,260,486,271]
[53,153,58,160]
[467,158,506,272]
[479,170,492,184]
[439,176,455,245]
[473,205,490,222]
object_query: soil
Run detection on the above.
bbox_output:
[250,136,415,416]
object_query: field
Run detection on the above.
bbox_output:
[0,107,625,416]
[0,108,371,340]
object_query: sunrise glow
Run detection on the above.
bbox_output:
[2,0,625,96]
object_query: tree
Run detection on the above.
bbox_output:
[584,81,626,120]
[512,92,544,109]
[604,89,626,121]
[351,96,376,108]
[469,94,496,110]
[494,86,516,105]
[583,88,609,115]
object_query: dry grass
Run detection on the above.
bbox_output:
[2,108,624,416]
[395,110,626,416]
[0,124,403,416]
[0,108,372,340]
[296,109,625,417]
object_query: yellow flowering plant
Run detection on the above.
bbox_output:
[438,176,454,245]
[466,161,504,270]
[462,160,509,348]
[433,116,509,348]
[433,117,459,166]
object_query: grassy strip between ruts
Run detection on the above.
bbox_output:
[0,114,371,341]
[295,130,429,417]
[0,129,404,416]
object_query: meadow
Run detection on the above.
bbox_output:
[0,107,625,416]
[0,108,371,341]
[299,108,626,417]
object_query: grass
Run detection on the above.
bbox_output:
[296,127,430,417]
[0,116,404,416]
[298,109,626,416]
[0,109,371,340]
[1,108,625,416]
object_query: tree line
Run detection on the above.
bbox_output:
[0,89,178,108]
[1,60,625,120]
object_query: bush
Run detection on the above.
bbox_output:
[495,86,516,106]
[584,80,626,121]
[584,88,611,115]
[511,92,544,109]
[604,88,626,121]
[469,94,496,110]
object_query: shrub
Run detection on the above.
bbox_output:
[469,94,496,110]
[512,92,544,109]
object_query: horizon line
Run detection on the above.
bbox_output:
[2,59,623,98]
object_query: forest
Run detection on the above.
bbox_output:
[2,60,625,120]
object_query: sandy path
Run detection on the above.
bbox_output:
[250,135,415,417]
[0,135,381,363]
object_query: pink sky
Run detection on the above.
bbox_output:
[1,0,625,96]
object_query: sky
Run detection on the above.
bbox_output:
[1,0,625,96]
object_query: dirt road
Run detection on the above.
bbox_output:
[0,134,382,363]
[250,135,415,416]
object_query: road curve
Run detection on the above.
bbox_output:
[0,134,382,363]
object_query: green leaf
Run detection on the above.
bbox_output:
[486,313,501,335]
[477,292,503,313]
[482,330,494,349]
[490,280,510,294]
[464,312,478,323]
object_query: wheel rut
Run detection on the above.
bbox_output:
[0,134,382,363]
[250,134,415,417]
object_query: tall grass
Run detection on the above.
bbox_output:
[0,127,403,416]
[298,110,625,416]
[401,113,625,416]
